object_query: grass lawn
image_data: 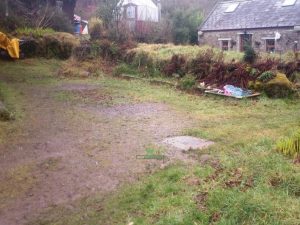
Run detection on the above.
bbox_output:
[31,64,300,224]
[0,59,299,225]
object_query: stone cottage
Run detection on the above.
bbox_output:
[198,0,300,53]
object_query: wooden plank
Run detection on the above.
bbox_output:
[205,90,261,99]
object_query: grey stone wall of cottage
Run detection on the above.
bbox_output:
[199,28,300,53]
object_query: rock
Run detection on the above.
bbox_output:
[163,136,214,152]
[264,73,295,98]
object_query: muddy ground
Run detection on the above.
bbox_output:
[0,73,196,225]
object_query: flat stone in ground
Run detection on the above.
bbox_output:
[163,136,214,151]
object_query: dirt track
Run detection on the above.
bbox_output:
[0,75,194,225]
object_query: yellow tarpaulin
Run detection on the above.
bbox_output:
[0,32,20,59]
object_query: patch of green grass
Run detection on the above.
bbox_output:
[53,91,76,102]
[113,63,139,76]
[0,81,24,142]
[0,59,61,144]
[0,59,60,85]
[16,27,55,38]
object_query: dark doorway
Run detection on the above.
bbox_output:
[240,34,252,51]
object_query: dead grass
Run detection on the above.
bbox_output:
[58,57,115,78]
[129,43,299,64]
[0,164,37,209]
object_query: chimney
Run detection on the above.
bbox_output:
[157,0,161,22]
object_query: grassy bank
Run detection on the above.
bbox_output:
[128,43,299,64]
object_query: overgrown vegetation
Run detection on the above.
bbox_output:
[0,0,74,33]
[169,9,203,44]
[277,129,300,158]
[257,71,276,83]
[120,44,300,97]
[243,45,257,64]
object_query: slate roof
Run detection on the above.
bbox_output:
[199,0,300,31]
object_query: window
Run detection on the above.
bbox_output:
[266,39,275,53]
[225,3,239,12]
[221,40,229,51]
[126,6,136,19]
[282,0,297,6]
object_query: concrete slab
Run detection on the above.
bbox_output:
[163,136,214,151]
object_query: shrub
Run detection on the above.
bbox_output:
[248,80,264,91]
[170,9,203,44]
[98,39,120,60]
[132,51,154,69]
[20,39,40,58]
[145,19,173,43]
[277,61,300,81]
[113,64,138,76]
[49,11,73,33]
[276,129,300,158]
[254,59,278,74]
[173,27,190,45]
[203,62,252,88]
[90,22,104,41]
[163,54,187,77]
[257,71,276,83]
[178,74,196,90]
[189,49,216,80]
[243,45,257,64]
[42,32,80,59]
[264,73,295,98]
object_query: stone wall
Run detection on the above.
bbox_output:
[198,27,300,53]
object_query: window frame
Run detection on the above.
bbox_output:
[266,39,276,53]
[221,40,229,51]
[218,38,231,51]
[125,5,136,20]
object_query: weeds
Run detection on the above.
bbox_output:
[277,129,300,158]
[16,27,55,38]
[178,74,196,90]
[113,63,138,76]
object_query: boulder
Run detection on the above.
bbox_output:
[264,73,295,98]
